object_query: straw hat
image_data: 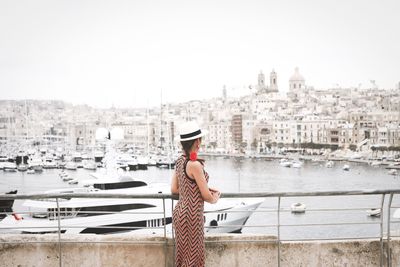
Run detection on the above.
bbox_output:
[177,121,207,142]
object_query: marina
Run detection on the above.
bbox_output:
[1,154,400,239]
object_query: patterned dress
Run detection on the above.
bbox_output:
[173,155,209,267]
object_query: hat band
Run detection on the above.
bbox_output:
[180,129,201,140]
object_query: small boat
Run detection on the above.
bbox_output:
[291,202,306,213]
[26,169,35,174]
[370,161,381,167]
[291,161,302,168]
[59,172,69,178]
[342,164,350,171]
[366,208,381,217]
[62,176,74,182]
[279,159,292,168]
[388,169,398,176]
[325,161,334,168]
[68,179,78,185]
[17,164,28,172]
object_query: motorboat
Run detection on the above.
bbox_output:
[43,159,57,169]
[83,160,97,170]
[366,208,381,217]
[65,162,77,170]
[17,164,29,172]
[62,176,74,182]
[26,169,35,174]
[3,162,17,172]
[156,156,175,169]
[94,150,104,163]
[388,169,398,176]
[29,157,43,172]
[116,154,138,171]
[370,161,381,167]
[0,178,263,235]
[291,202,306,213]
[342,164,350,171]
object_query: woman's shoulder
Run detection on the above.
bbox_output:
[187,159,204,170]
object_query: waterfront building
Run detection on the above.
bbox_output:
[207,120,232,153]
[231,114,243,152]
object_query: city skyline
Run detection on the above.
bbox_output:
[0,0,399,108]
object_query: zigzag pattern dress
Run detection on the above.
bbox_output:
[173,155,208,267]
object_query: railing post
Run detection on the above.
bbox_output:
[56,197,63,267]
[277,196,281,267]
[387,193,394,267]
[162,197,167,267]
[379,194,385,267]
[171,198,175,266]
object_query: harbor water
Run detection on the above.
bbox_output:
[1,156,400,240]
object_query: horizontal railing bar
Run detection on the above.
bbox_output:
[204,239,277,244]
[0,207,384,217]
[279,221,381,227]
[0,240,166,245]
[2,189,400,200]
[280,236,381,242]
[0,225,166,230]
[252,207,385,212]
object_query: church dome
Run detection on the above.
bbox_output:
[289,67,305,81]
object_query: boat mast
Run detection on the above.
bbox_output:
[146,98,149,156]
[160,89,163,153]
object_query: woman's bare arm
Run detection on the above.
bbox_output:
[171,171,179,195]
[188,161,220,204]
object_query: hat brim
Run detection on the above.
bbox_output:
[175,130,208,142]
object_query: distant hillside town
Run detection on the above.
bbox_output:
[1,68,400,157]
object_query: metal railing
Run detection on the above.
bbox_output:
[1,189,400,267]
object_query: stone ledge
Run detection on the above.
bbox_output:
[0,234,396,267]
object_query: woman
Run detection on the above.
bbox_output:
[171,121,220,267]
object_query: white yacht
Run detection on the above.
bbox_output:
[43,158,57,169]
[155,155,176,168]
[29,156,43,172]
[83,160,97,170]
[3,162,17,172]
[65,161,77,170]
[0,178,263,235]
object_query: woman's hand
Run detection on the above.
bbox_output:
[210,190,221,203]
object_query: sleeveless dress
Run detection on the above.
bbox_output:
[173,155,209,267]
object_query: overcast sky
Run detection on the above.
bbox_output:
[0,0,399,108]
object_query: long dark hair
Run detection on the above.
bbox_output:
[180,137,205,164]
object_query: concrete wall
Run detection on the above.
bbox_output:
[0,234,396,267]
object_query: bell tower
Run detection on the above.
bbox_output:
[269,69,278,92]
